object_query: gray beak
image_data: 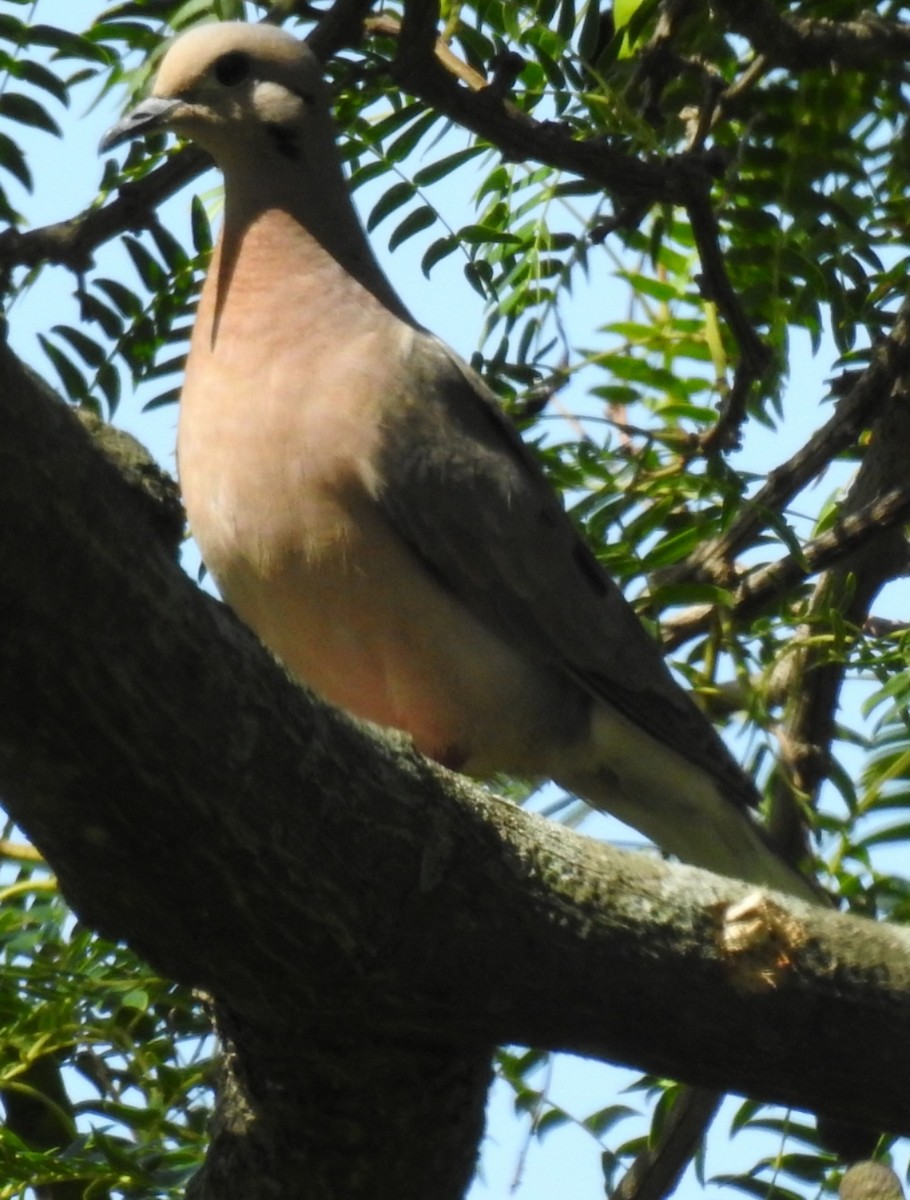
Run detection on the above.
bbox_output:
[99,96,181,153]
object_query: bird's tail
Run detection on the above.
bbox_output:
[555,707,822,905]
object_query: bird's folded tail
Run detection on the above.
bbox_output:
[556,704,822,905]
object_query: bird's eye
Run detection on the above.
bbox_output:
[214,51,251,87]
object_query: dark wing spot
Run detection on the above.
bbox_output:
[265,123,300,160]
[214,51,251,88]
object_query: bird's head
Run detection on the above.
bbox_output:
[100,22,325,165]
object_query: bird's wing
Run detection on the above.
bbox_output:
[374,331,757,810]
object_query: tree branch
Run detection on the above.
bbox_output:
[712,0,910,71]
[385,30,712,205]
[739,482,910,614]
[613,1087,721,1200]
[768,379,910,854]
[2,345,910,1174]
[677,295,910,587]
[662,478,910,649]
[0,148,207,286]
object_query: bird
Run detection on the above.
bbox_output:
[100,20,820,903]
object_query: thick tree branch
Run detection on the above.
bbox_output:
[739,482,910,613]
[2,344,910,1168]
[712,0,910,71]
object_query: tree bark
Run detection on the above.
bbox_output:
[2,339,910,1197]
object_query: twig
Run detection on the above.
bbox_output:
[686,188,773,402]
[737,483,910,616]
[683,295,910,584]
[661,481,910,650]
[0,147,207,286]
[612,1087,722,1200]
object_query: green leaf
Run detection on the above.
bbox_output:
[348,160,388,191]
[581,1103,639,1136]
[616,271,680,302]
[366,181,416,232]
[149,223,189,273]
[388,206,436,252]
[557,0,576,42]
[80,294,123,341]
[464,259,493,299]
[384,109,439,165]
[52,325,106,369]
[412,145,485,187]
[421,235,460,277]
[856,821,910,849]
[535,1107,570,1138]
[365,102,426,147]
[0,92,60,136]
[123,236,165,291]
[190,195,212,255]
[459,224,523,247]
[95,278,143,318]
[96,362,122,412]
[0,129,31,189]
[2,57,69,104]
[38,335,88,401]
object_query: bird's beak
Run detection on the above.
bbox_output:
[99,96,182,153]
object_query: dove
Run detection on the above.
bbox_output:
[101,21,819,902]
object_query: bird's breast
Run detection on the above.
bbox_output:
[177,240,577,776]
[182,414,570,776]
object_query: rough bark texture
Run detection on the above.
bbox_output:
[2,338,910,1197]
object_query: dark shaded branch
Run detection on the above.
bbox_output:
[303,0,378,61]
[738,483,910,615]
[680,295,910,586]
[686,193,774,442]
[0,148,208,285]
[187,1006,492,1200]
[864,615,910,639]
[3,347,910,1150]
[768,381,910,855]
[386,30,712,205]
[699,363,761,456]
[713,0,910,71]
[613,1087,722,1200]
[397,0,440,62]
[662,478,910,649]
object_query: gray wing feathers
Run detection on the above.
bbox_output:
[374,333,758,811]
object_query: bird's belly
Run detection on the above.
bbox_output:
[178,321,584,779]
[188,475,575,778]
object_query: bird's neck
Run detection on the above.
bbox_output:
[220,150,413,325]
